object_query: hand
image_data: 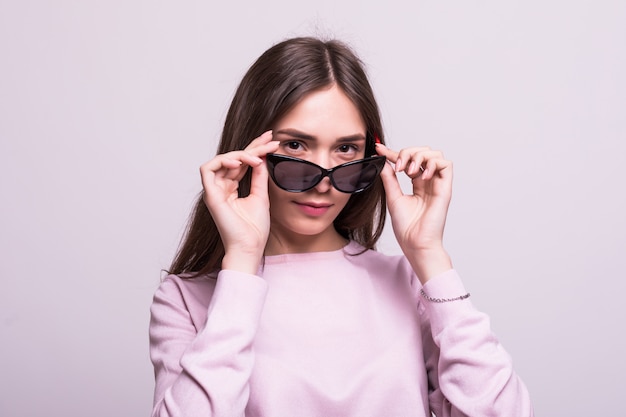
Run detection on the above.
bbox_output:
[200,131,279,273]
[376,143,453,283]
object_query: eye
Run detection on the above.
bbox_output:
[336,144,359,157]
[286,141,302,150]
[338,144,355,153]
[281,140,306,155]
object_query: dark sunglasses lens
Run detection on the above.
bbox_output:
[273,160,322,191]
[333,159,381,192]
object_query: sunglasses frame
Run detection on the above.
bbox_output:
[266,153,386,194]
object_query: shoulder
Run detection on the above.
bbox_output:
[154,272,217,301]
[346,242,421,294]
[150,272,218,331]
[345,242,418,286]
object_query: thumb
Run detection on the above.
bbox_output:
[379,161,404,204]
[249,157,269,199]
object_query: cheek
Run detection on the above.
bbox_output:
[332,192,353,213]
[268,181,296,215]
[267,182,284,206]
[340,191,352,204]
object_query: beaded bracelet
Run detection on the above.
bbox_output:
[420,288,470,303]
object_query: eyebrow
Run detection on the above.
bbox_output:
[274,128,366,143]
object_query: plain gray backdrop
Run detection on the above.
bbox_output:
[1,1,625,416]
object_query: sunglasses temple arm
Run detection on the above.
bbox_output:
[365,132,377,157]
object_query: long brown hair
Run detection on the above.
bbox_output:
[169,37,387,276]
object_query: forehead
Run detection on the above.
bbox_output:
[273,85,366,139]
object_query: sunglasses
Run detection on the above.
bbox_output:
[266,153,386,193]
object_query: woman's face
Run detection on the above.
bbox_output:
[266,85,366,254]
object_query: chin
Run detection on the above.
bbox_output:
[270,215,338,240]
[287,220,335,237]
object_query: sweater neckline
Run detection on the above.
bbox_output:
[262,240,363,265]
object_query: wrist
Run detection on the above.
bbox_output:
[405,247,452,285]
[221,251,262,275]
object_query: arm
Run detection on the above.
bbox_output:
[150,132,279,415]
[418,270,533,417]
[149,271,268,417]
[200,130,279,275]
[376,143,533,415]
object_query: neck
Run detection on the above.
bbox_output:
[264,227,348,256]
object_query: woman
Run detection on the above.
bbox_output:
[149,37,534,416]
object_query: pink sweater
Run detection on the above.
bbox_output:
[149,242,533,416]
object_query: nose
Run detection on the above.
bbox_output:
[311,153,332,170]
[310,154,333,193]
[314,175,332,193]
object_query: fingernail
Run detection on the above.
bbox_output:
[395,158,402,172]
[374,134,381,144]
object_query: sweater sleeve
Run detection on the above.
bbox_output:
[418,270,534,417]
[149,270,268,417]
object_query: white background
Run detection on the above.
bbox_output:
[1,1,625,416]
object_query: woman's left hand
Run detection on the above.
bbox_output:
[376,143,454,283]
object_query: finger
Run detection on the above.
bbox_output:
[252,139,280,157]
[249,156,270,199]
[421,158,453,182]
[208,131,278,169]
[199,154,258,200]
[199,165,219,207]
[244,130,278,153]
[205,131,279,176]
[380,147,444,179]
[403,150,443,178]
[379,160,405,203]
[203,151,262,173]
[396,147,434,174]
[375,142,399,164]
[376,144,410,173]
[200,159,241,187]
[376,143,431,173]
[406,160,425,178]
[245,130,273,146]
[199,134,278,201]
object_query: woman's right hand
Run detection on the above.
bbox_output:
[200,130,279,274]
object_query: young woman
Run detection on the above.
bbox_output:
[149,37,534,417]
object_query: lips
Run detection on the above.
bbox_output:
[293,201,333,216]
[298,201,332,208]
